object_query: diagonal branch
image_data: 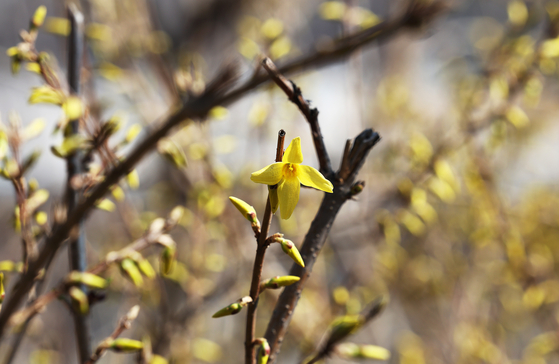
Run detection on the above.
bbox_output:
[261,58,332,176]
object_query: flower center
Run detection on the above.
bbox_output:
[283,163,297,179]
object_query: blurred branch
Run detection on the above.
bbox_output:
[85,305,140,364]
[64,5,91,363]
[304,296,387,364]
[245,130,285,364]
[6,214,178,330]
[0,0,444,340]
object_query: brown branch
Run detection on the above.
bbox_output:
[245,130,285,364]
[262,58,331,176]
[85,305,140,364]
[260,63,381,363]
[0,0,444,340]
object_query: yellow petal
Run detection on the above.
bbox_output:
[251,162,285,185]
[269,187,279,213]
[297,165,333,193]
[278,176,300,219]
[282,137,303,164]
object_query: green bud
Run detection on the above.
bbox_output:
[120,258,144,287]
[256,339,270,364]
[212,296,252,318]
[261,275,300,291]
[228,196,259,224]
[327,315,363,344]
[110,338,144,352]
[68,286,89,315]
[67,271,108,289]
[157,139,187,168]
[280,239,305,268]
[128,252,156,279]
[31,6,47,28]
[336,343,391,360]
[212,302,243,318]
[160,245,176,276]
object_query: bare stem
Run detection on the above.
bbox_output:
[245,130,285,364]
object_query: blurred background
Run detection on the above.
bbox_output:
[1,0,559,363]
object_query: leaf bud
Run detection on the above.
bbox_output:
[67,271,108,289]
[160,245,176,276]
[68,286,89,315]
[260,275,300,291]
[31,6,47,29]
[279,239,305,267]
[110,338,144,352]
[256,338,270,364]
[120,258,144,287]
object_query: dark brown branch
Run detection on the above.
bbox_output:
[0,0,443,340]
[65,5,91,363]
[245,130,285,364]
[262,58,331,176]
[264,129,380,364]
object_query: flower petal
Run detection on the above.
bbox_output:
[297,165,333,193]
[251,162,285,185]
[282,137,303,164]
[278,176,300,219]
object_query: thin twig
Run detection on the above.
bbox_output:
[245,130,285,364]
[85,305,140,364]
[0,1,444,340]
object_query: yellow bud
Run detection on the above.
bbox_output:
[280,239,305,267]
[110,338,144,352]
[212,302,243,318]
[160,245,176,276]
[69,286,89,315]
[256,339,270,364]
[67,271,108,289]
[32,6,47,28]
[228,196,258,223]
[120,258,144,287]
[0,272,5,304]
[261,275,300,290]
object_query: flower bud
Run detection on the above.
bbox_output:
[160,245,176,276]
[279,239,305,267]
[327,315,363,345]
[336,343,391,360]
[212,302,243,318]
[128,252,156,279]
[69,286,89,315]
[120,258,144,287]
[110,338,144,352]
[168,206,185,226]
[212,296,252,318]
[32,6,47,29]
[67,271,108,289]
[261,275,300,291]
[256,339,270,364]
[229,197,260,225]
